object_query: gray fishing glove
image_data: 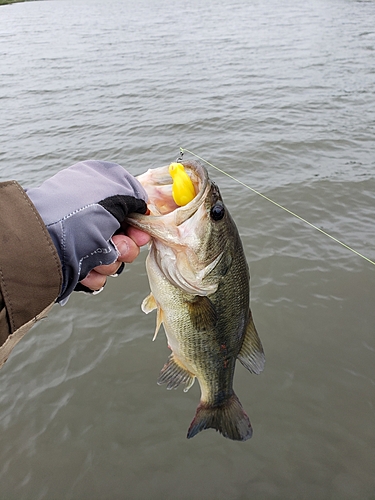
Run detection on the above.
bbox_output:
[26,160,148,303]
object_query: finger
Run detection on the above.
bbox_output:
[112,234,141,263]
[125,226,151,247]
[80,270,107,291]
[91,260,123,276]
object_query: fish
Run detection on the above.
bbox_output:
[127,160,265,441]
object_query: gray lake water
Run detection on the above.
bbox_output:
[1,0,375,498]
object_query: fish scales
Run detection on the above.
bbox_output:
[127,160,265,441]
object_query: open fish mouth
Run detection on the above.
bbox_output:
[134,160,210,219]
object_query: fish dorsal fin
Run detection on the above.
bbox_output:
[187,296,217,332]
[157,354,195,392]
[237,312,265,374]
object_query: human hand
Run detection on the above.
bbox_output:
[26,160,150,303]
[79,228,150,291]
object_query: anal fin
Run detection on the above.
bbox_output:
[157,354,195,392]
[237,311,265,374]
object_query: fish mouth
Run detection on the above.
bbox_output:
[126,160,211,235]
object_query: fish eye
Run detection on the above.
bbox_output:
[210,203,225,221]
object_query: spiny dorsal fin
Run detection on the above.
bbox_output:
[187,295,217,332]
[157,354,195,392]
[237,312,265,374]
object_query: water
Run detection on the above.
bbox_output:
[1,0,375,498]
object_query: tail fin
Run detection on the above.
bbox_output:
[187,394,252,441]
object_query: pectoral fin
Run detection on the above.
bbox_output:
[141,293,157,313]
[237,312,265,374]
[158,354,195,392]
[141,293,163,341]
[187,296,217,332]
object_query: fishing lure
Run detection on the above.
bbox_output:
[169,162,196,206]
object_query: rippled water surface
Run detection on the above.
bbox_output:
[1,0,375,498]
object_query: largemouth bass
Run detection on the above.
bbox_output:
[127,160,265,441]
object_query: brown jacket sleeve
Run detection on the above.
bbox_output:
[0,181,62,368]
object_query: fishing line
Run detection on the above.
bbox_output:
[179,148,375,267]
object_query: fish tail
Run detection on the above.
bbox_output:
[187,393,252,441]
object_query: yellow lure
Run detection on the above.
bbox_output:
[169,162,196,206]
